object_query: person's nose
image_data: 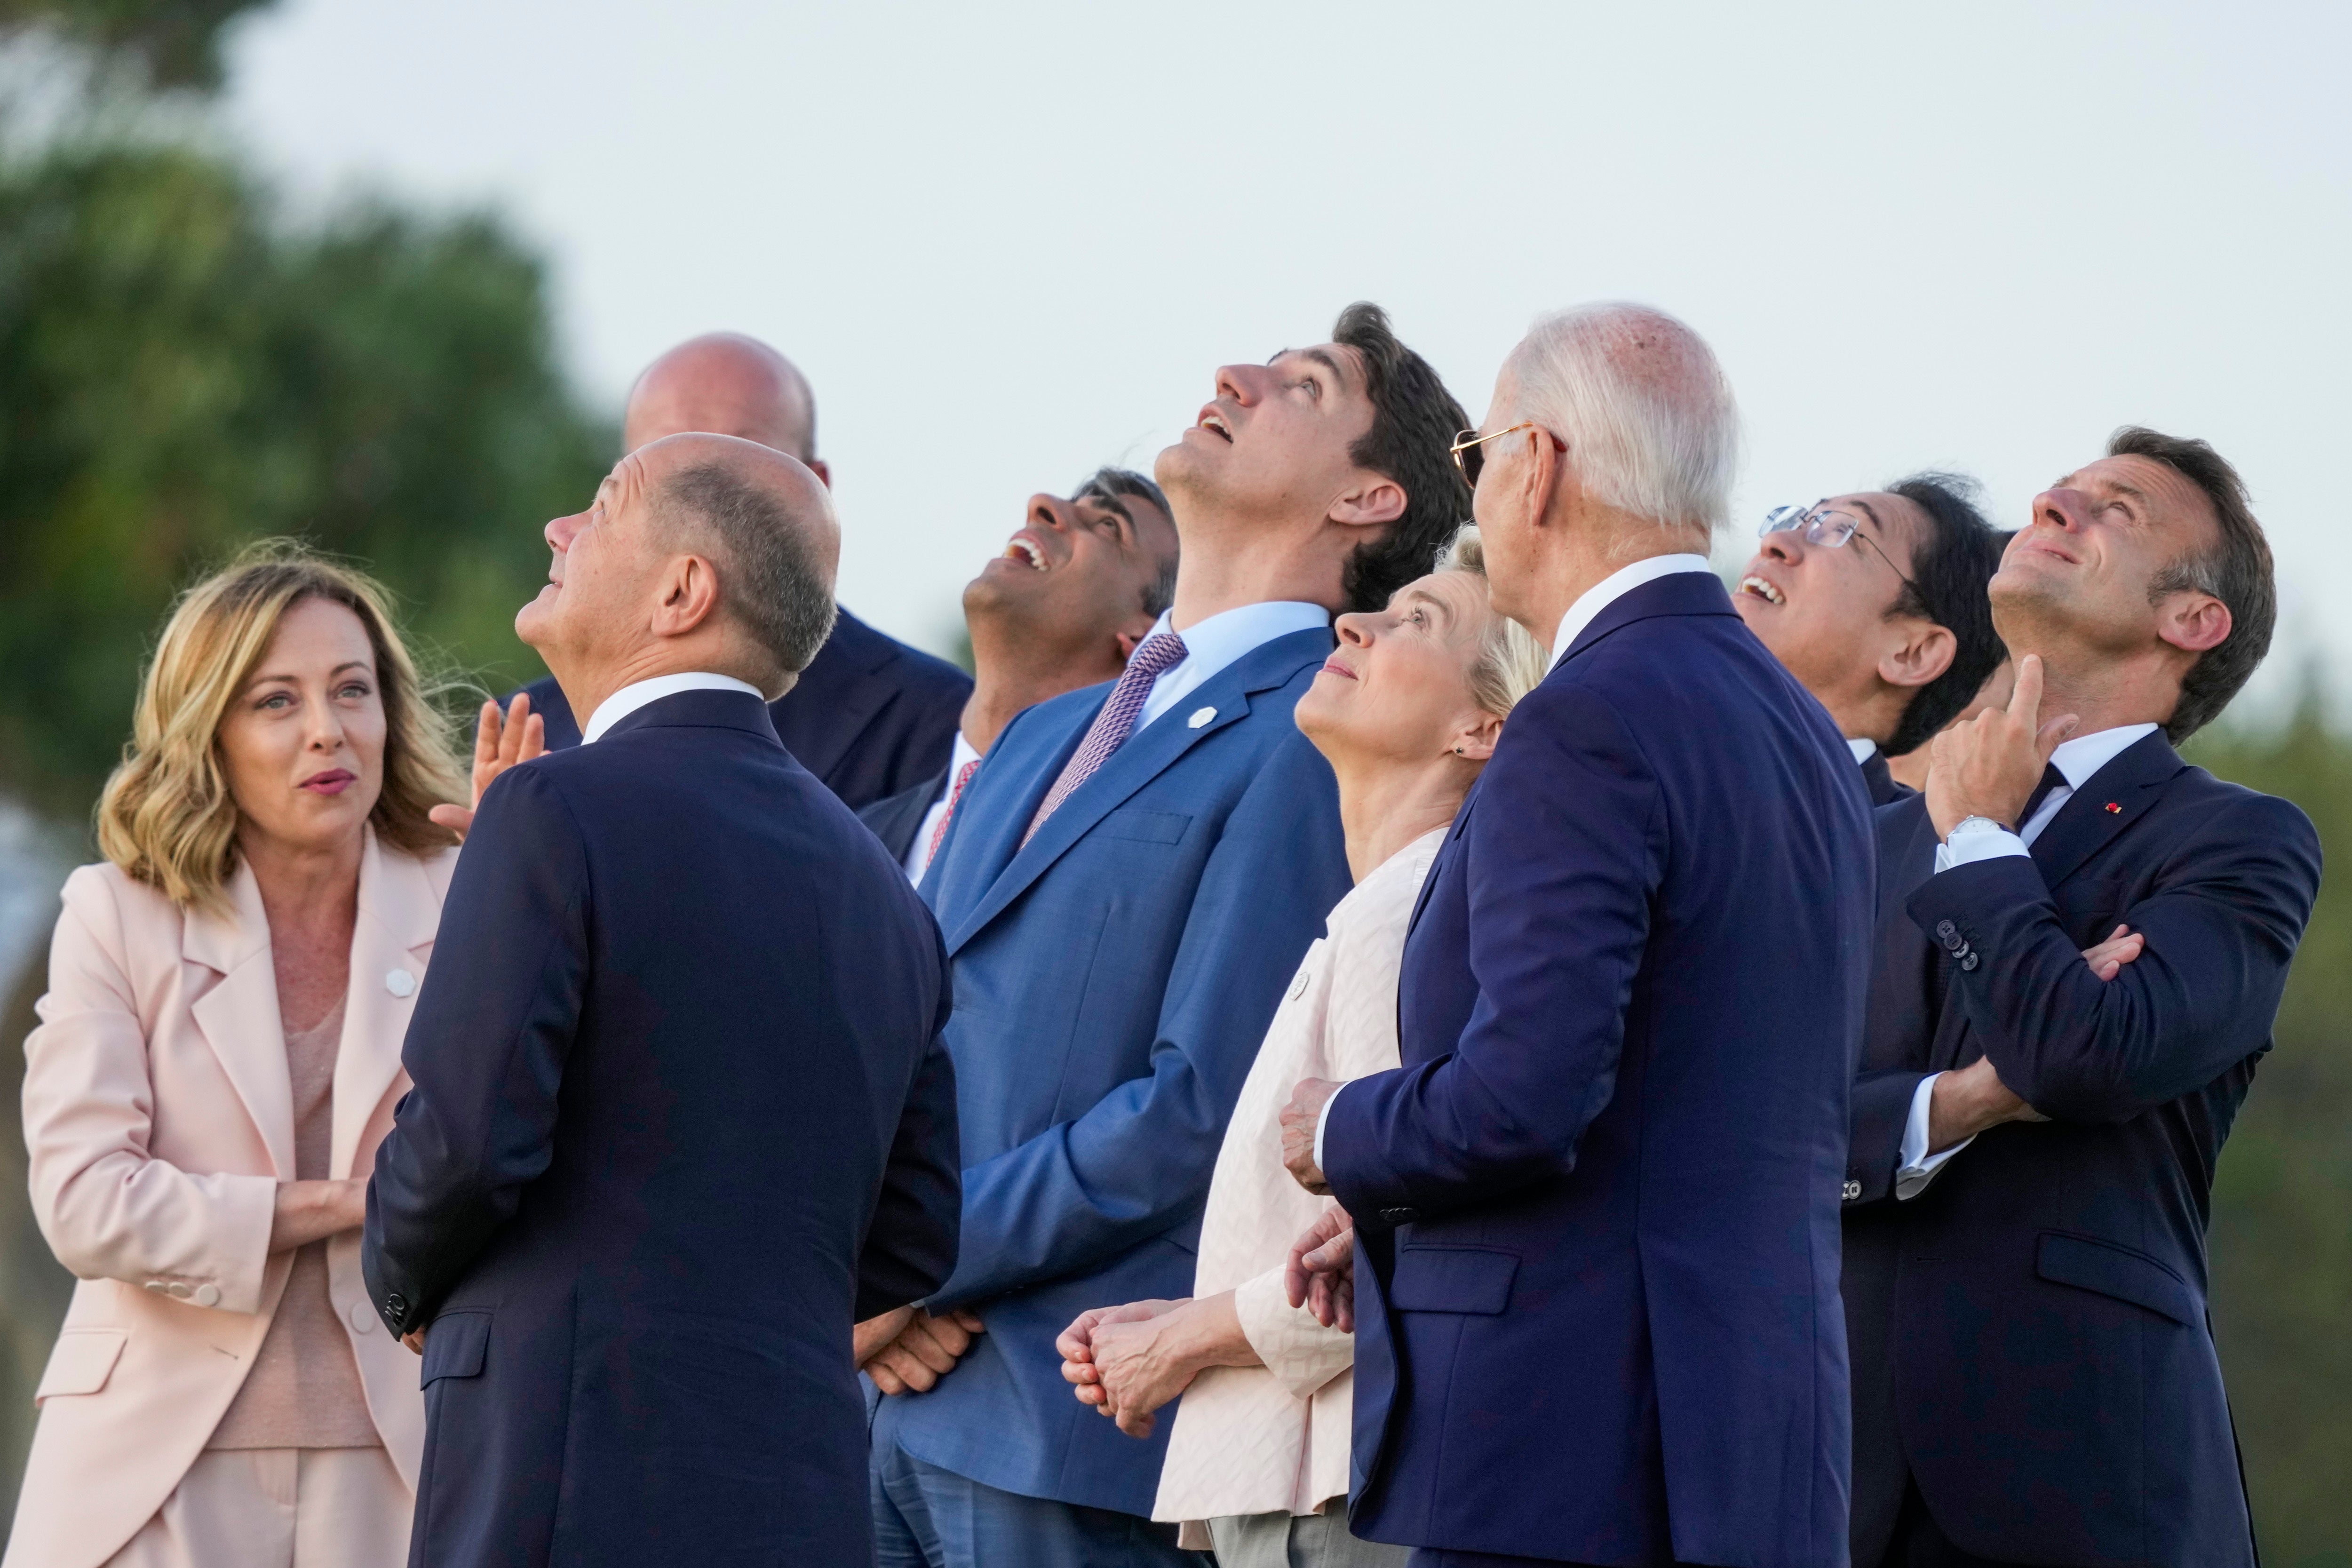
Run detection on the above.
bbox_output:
[1216,364,1265,406]
[2034,487,2090,533]
[1028,494,1074,535]
[304,690,347,753]
[1334,611,1373,648]
[1759,528,1804,566]
[546,509,585,552]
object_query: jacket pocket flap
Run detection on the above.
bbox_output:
[421,1310,492,1386]
[36,1329,127,1400]
[2036,1233,2200,1327]
[1389,1246,1518,1314]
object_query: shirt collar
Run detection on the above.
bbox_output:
[1159,601,1328,675]
[1547,554,1715,671]
[1847,738,1881,764]
[581,671,767,744]
[938,729,984,798]
[2048,722,2161,792]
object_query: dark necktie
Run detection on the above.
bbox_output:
[2019,762,2068,832]
[1022,631,1189,847]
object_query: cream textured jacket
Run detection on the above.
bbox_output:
[6,831,454,1568]
[1152,829,1440,1544]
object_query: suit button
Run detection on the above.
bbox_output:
[191,1284,221,1308]
[384,1292,408,1320]
[1935,920,1957,942]
[165,1281,191,1299]
[1377,1207,1419,1225]
[349,1300,378,1334]
[143,1280,167,1293]
[1961,952,1980,972]
[1841,1179,1863,1202]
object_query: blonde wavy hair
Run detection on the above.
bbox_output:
[1438,525,1551,716]
[96,541,466,908]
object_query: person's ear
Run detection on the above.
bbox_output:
[807,458,833,491]
[2156,590,2231,655]
[1879,621,1957,692]
[1113,617,1159,662]
[1449,708,1505,763]
[649,553,724,639]
[1329,476,1407,531]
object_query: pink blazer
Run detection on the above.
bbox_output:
[6,829,456,1568]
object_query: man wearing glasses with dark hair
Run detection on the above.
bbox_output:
[1733,478,2009,804]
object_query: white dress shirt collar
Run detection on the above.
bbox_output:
[2047,722,2161,793]
[1848,738,1881,765]
[580,671,767,745]
[1136,600,1330,731]
[1546,554,1715,671]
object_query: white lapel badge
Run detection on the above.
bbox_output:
[1187,707,1216,729]
[385,969,416,998]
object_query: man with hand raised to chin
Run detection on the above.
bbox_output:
[864,304,1468,1568]
[1840,429,2321,1568]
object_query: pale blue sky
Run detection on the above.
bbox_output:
[222,1,2351,705]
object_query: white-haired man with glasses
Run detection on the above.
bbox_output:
[1281,302,1875,1567]
[1735,479,2010,805]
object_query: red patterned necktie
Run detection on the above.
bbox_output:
[1021,631,1189,847]
[922,757,984,874]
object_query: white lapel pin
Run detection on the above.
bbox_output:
[1187,706,1216,729]
[385,969,416,998]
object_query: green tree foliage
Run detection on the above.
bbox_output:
[0,135,614,809]
[0,0,278,92]
[2188,706,2352,1568]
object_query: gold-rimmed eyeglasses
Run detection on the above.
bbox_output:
[1449,422,1540,488]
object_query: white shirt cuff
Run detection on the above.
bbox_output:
[1933,826,2031,876]
[1314,1090,1341,1173]
[1896,1072,1972,1199]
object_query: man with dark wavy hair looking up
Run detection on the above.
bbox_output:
[1841,428,2320,1567]
[863,304,1470,1568]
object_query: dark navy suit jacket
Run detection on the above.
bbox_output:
[1321,572,1875,1568]
[860,765,947,865]
[516,607,969,809]
[868,626,1353,1517]
[1841,732,2320,1567]
[1860,746,1911,808]
[362,690,961,1568]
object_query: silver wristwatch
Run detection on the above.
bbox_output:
[1944,814,2008,844]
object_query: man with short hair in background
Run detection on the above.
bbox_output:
[1842,429,2321,1567]
[516,332,972,808]
[860,468,1180,881]
[863,304,1469,1568]
[1735,476,2008,805]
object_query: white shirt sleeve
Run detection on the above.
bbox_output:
[1895,1072,1973,1199]
[1313,1089,1341,1171]
[1933,825,2032,876]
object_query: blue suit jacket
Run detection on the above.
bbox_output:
[515,607,970,809]
[1322,572,1875,1567]
[870,626,1353,1516]
[362,691,961,1568]
[1841,733,2320,1567]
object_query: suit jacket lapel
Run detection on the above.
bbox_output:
[784,613,898,783]
[185,865,295,1180]
[1406,781,1479,938]
[944,627,1333,954]
[2027,732,2183,891]
[334,829,439,1179]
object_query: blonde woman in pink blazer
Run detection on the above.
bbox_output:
[7,544,534,1568]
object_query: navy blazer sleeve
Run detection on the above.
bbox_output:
[1911,791,2320,1123]
[363,765,588,1335]
[1323,680,1661,1217]
[855,957,962,1321]
[927,728,1350,1308]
